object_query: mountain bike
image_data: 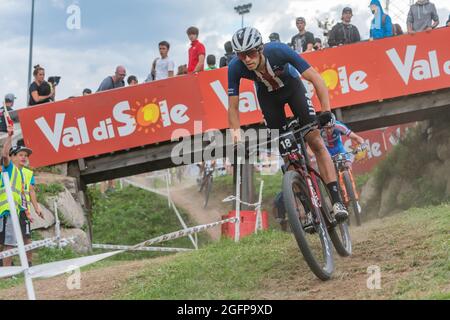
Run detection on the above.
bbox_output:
[332,144,367,226]
[198,165,214,209]
[280,120,352,281]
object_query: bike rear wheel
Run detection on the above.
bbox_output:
[343,171,362,226]
[317,174,352,257]
[283,171,334,281]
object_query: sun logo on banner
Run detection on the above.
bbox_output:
[315,65,340,100]
[131,98,163,134]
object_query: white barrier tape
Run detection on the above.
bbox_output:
[92,244,193,253]
[0,237,76,260]
[135,217,238,248]
[123,178,198,249]
[222,195,262,209]
[28,250,123,279]
[0,238,57,260]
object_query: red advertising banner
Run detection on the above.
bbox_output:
[342,124,414,175]
[19,28,450,168]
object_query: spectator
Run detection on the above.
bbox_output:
[369,0,393,40]
[407,0,439,33]
[97,66,126,92]
[0,94,15,133]
[82,88,92,96]
[28,65,54,106]
[269,32,281,42]
[186,26,206,73]
[328,7,361,47]
[177,64,188,76]
[127,75,138,86]
[393,23,404,36]
[205,55,217,71]
[447,14,450,27]
[313,38,323,50]
[1,124,44,268]
[147,41,175,82]
[219,41,236,68]
[291,17,315,53]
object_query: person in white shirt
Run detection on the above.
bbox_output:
[147,41,175,82]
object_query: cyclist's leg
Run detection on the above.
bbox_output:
[286,79,348,221]
[256,88,288,131]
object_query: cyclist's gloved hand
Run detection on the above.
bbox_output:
[318,111,335,128]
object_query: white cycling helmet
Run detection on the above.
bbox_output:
[231,27,263,53]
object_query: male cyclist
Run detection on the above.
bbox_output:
[227,27,349,222]
[321,117,365,167]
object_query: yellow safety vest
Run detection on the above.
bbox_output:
[22,167,34,213]
[0,164,24,215]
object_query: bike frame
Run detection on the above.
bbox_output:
[284,130,328,226]
[333,154,359,204]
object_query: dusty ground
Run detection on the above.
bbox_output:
[255,217,441,300]
[0,259,158,300]
[1,175,445,300]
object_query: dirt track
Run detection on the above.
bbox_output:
[0,176,444,300]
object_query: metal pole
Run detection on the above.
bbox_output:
[166,170,171,209]
[2,173,36,300]
[27,0,36,102]
[255,180,264,234]
[234,157,241,243]
[241,14,244,28]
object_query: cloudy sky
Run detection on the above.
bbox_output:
[1,0,449,108]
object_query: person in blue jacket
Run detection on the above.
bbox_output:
[369,0,393,39]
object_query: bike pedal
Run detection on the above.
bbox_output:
[303,224,316,234]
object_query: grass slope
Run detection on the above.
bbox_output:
[89,185,211,260]
[116,204,450,300]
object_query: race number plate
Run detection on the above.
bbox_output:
[279,131,299,157]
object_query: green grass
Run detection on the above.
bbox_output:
[35,183,65,204]
[34,166,62,175]
[115,204,450,300]
[116,230,293,300]
[390,205,450,300]
[88,185,211,261]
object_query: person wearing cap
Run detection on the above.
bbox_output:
[291,17,315,53]
[82,88,92,96]
[0,94,16,133]
[328,7,361,47]
[269,32,281,42]
[0,124,43,267]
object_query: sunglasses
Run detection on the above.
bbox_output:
[237,49,260,60]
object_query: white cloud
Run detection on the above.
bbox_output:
[1,0,449,109]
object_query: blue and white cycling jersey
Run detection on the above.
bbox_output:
[227,42,311,96]
[320,121,352,156]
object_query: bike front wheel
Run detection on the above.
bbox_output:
[283,171,334,281]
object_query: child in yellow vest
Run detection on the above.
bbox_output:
[0,124,43,267]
